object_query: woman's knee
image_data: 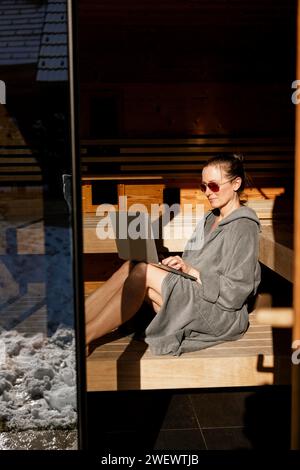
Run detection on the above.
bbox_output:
[131,262,147,275]
[126,262,148,286]
[126,263,166,294]
[120,260,130,274]
[115,260,134,278]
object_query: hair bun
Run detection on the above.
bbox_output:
[233,153,244,162]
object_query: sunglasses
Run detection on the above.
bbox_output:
[200,177,236,193]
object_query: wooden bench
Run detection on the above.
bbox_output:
[86,280,292,391]
[82,198,294,282]
[86,308,291,391]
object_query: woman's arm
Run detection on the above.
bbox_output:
[198,223,260,310]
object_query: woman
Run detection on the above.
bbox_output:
[85,154,261,356]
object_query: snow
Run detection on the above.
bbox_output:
[0,326,77,432]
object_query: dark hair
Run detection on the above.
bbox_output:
[204,153,249,196]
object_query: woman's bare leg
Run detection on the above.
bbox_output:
[85,260,132,325]
[85,262,168,345]
[145,287,163,314]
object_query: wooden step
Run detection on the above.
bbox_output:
[86,310,291,391]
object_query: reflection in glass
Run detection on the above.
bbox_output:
[0,0,78,449]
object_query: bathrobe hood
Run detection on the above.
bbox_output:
[205,205,261,231]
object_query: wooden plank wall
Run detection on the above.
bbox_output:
[80,138,294,186]
[78,0,295,139]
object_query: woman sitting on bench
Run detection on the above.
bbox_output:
[85,154,261,356]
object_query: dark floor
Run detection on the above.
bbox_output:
[87,385,291,451]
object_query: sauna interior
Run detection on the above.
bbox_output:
[78,1,296,391]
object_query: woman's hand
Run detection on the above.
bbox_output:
[161,255,189,272]
[161,256,202,283]
[162,256,190,273]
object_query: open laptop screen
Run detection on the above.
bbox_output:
[109,211,159,263]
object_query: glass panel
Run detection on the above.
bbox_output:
[0,0,81,450]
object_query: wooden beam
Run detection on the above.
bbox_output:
[255,308,294,328]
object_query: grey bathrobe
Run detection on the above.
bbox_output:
[143,206,261,356]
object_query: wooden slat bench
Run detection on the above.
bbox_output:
[86,309,291,391]
[82,198,294,282]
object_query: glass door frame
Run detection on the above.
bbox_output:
[67,0,87,450]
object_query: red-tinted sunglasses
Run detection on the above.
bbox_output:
[200,177,236,193]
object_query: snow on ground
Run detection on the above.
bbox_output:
[0,326,77,432]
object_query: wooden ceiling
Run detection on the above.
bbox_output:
[78,0,296,51]
[78,0,296,83]
[79,0,295,27]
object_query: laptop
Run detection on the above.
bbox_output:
[109,211,197,281]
